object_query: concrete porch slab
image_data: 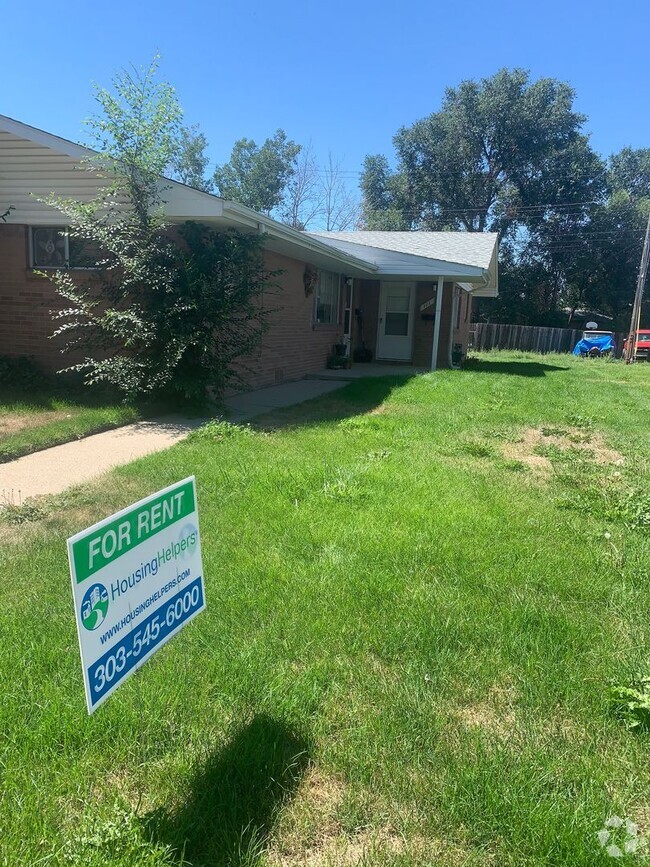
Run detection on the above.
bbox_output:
[222,379,347,422]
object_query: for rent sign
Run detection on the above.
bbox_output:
[67,477,205,713]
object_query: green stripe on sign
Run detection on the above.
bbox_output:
[72,480,195,583]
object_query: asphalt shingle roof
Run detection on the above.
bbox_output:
[306,231,498,270]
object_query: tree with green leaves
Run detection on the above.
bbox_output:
[42,57,275,400]
[213,130,301,214]
[360,155,410,230]
[171,124,213,192]
[361,68,602,239]
[565,149,650,328]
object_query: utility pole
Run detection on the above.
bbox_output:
[624,210,650,363]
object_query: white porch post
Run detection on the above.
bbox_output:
[448,285,459,367]
[430,276,444,371]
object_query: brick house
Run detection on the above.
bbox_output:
[0,115,498,390]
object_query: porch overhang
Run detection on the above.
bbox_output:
[307,231,498,295]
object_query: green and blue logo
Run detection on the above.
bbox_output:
[81,583,109,631]
[177,523,198,558]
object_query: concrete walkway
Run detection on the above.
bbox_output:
[0,417,203,502]
[0,379,347,502]
[223,379,346,421]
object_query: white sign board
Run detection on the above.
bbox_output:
[420,297,436,312]
[67,476,205,713]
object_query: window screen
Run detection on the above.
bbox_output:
[316,271,340,324]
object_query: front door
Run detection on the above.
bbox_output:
[376,282,415,361]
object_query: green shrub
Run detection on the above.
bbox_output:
[0,355,49,389]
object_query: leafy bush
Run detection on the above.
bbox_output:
[41,59,276,403]
[0,355,49,389]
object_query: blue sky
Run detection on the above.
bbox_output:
[3,0,649,190]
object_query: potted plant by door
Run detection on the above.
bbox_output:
[327,338,351,369]
[333,338,347,357]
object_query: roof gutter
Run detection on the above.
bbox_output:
[221,201,378,274]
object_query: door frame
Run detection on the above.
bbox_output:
[376,281,417,361]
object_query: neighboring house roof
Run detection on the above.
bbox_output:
[0,114,498,294]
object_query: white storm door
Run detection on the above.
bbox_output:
[376,282,415,360]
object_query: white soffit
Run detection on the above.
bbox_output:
[0,114,497,294]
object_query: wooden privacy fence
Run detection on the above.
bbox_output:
[470,322,625,355]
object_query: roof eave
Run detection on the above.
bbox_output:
[221,201,378,274]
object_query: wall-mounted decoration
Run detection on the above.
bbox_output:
[303,264,318,297]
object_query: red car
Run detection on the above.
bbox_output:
[623,330,650,361]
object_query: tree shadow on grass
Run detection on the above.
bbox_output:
[248,376,413,433]
[146,714,310,866]
[462,359,570,377]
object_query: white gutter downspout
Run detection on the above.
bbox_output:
[430,276,444,371]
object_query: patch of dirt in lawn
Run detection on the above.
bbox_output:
[583,377,647,386]
[503,426,624,475]
[539,712,588,746]
[267,769,449,866]
[0,410,72,436]
[452,683,519,743]
[266,766,347,864]
[269,824,490,866]
[268,829,406,867]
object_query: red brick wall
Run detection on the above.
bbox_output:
[0,226,345,386]
[0,223,475,383]
[0,224,74,370]
[411,281,456,368]
[412,282,436,367]
[233,249,343,390]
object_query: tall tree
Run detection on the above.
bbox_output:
[360,155,410,230]
[320,152,360,231]
[569,149,650,327]
[281,142,322,229]
[608,147,650,201]
[83,54,183,224]
[213,130,300,214]
[42,57,274,399]
[361,68,603,237]
[171,124,213,192]
[282,148,361,230]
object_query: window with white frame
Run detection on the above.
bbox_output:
[30,226,101,269]
[315,270,340,325]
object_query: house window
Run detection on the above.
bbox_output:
[30,227,100,269]
[315,270,340,325]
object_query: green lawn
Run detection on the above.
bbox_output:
[0,390,141,463]
[1,352,649,866]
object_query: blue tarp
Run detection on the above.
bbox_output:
[572,334,616,356]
